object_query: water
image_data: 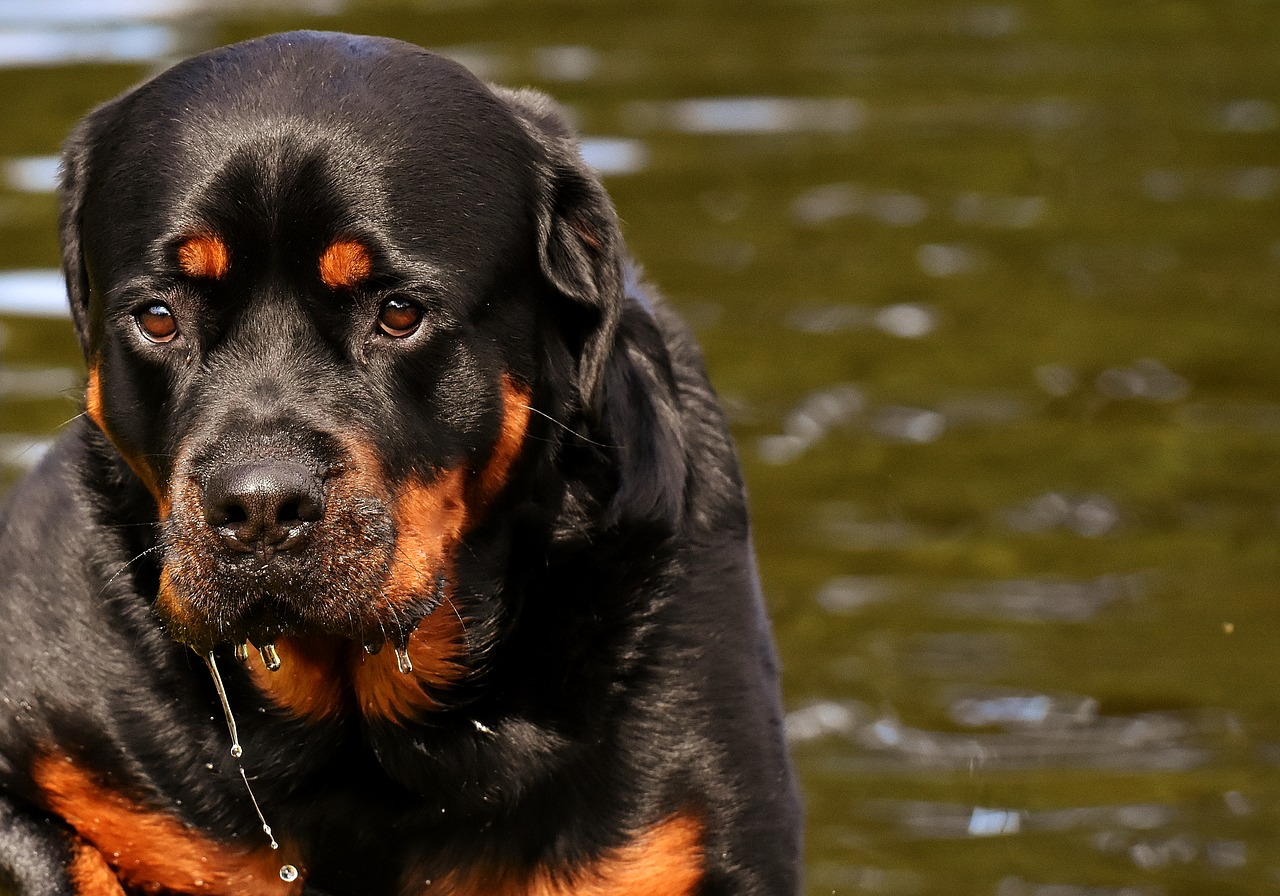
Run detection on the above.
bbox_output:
[260,642,282,672]
[203,651,281,852]
[3,3,1280,894]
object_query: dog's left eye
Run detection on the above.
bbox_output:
[136,304,179,344]
[377,297,423,338]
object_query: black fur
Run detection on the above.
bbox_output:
[0,31,801,896]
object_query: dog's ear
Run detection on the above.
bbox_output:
[58,104,114,358]
[498,89,689,527]
[497,88,623,406]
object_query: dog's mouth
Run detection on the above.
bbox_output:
[153,443,462,658]
[149,378,532,659]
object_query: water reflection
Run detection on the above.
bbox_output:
[1209,98,1278,134]
[997,881,1161,896]
[916,242,984,277]
[758,384,863,465]
[624,97,866,135]
[790,183,928,228]
[0,0,340,24]
[0,23,179,65]
[939,574,1145,622]
[531,44,598,82]
[2,155,58,192]
[786,302,936,338]
[0,364,79,399]
[952,191,1045,229]
[1142,166,1280,203]
[791,697,1212,773]
[1094,359,1188,403]
[577,137,648,176]
[1003,492,1121,537]
[948,686,1098,728]
[0,270,70,317]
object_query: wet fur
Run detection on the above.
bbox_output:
[0,31,801,896]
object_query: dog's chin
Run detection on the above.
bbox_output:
[157,575,443,657]
[158,595,328,656]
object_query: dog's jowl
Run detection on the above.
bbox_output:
[0,31,801,896]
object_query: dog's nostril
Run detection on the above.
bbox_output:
[219,504,249,527]
[277,500,302,526]
[202,461,326,551]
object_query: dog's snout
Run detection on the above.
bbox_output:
[202,461,325,552]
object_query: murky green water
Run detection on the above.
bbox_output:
[3,3,1280,894]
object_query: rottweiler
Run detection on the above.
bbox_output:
[0,31,801,896]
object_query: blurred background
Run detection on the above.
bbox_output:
[2,2,1280,893]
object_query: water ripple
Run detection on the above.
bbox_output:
[939,573,1146,622]
[794,698,1212,773]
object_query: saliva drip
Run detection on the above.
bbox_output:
[203,651,298,883]
[259,643,282,672]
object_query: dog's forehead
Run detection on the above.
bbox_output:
[80,31,538,279]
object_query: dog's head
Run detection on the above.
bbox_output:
[59,32,636,659]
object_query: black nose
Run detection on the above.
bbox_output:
[202,461,325,553]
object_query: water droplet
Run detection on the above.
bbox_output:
[234,643,250,663]
[280,864,299,882]
[472,719,496,735]
[363,639,383,656]
[395,646,413,674]
[230,744,243,759]
[260,643,281,672]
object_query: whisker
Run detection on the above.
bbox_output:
[97,545,163,600]
[518,403,615,449]
[389,546,470,640]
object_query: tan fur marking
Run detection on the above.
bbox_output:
[177,234,230,280]
[435,812,704,896]
[85,366,171,518]
[69,841,128,896]
[387,468,470,598]
[348,467,471,722]
[245,635,350,719]
[318,239,372,289]
[470,376,532,511]
[351,611,467,721]
[155,566,187,634]
[35,753,302,896]
[85,365,106,433]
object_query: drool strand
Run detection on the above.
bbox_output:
[203,651,294,876]
[204,650,243,759]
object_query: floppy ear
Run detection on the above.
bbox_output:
[496,88,624,406]
[58,106,112,358]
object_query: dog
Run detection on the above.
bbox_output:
[0,31,801,896]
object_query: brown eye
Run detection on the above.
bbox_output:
[377,297,422,338]
[136,304,178,343]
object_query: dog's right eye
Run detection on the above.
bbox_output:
[136,304,179,344]
[377,297,423,339]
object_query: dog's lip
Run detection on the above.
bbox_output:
[198,594,399,652]
[215,525,314,556]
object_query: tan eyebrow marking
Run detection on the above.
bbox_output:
[176,234,230,280]
[319,239,372,290]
